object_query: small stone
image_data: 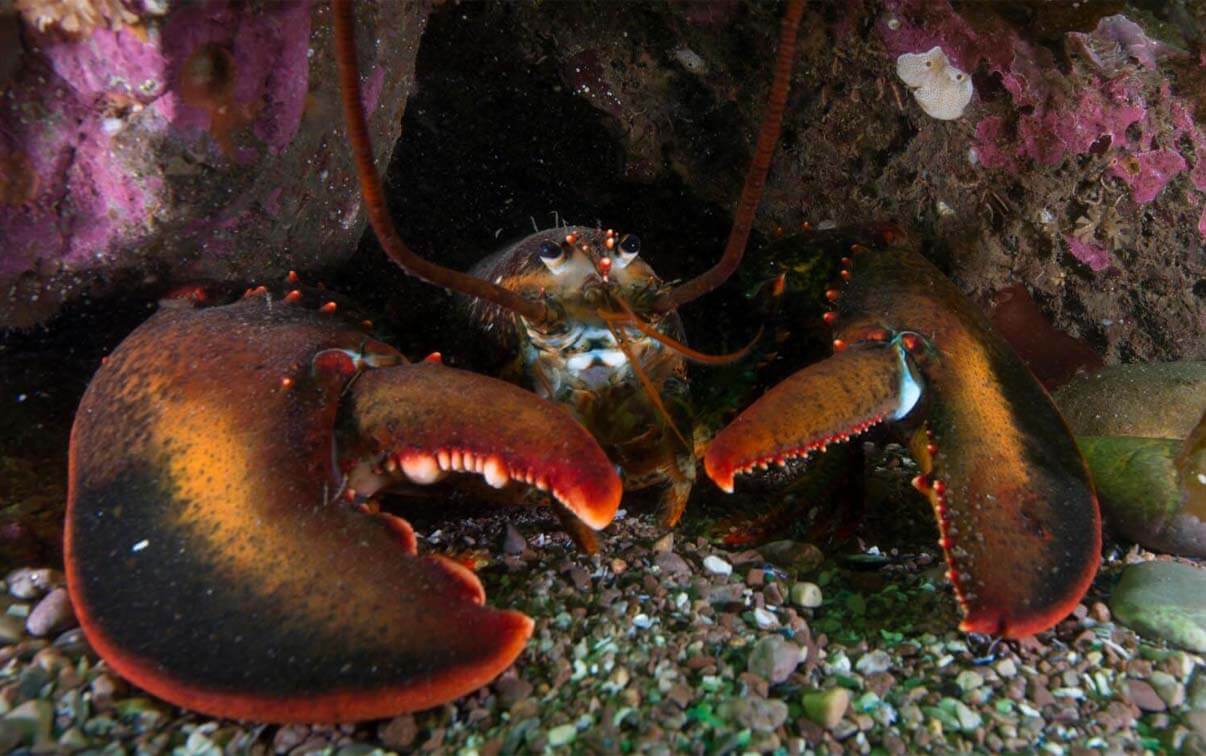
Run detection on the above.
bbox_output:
[995,658,1018,678]
[25,588,75,637]
[495,676,533,708]
[501,524,526,555]
[610,558,627,574]
[791,582,823,609]
[90,673,124,711]
[652,533,674,552]
[1091,601,1111,623]
[1111,561,1206,652]
[0,616,22,646]
[6,569,61,600]
[1150,671,1186,708]
[3,699,51,744]
[546,724,577,747]
[720,697,789,733]
[855,650,892,676]
[802,687,850,729]
[708,583,745,605]
[703,555,733,576]
[951,699,982,732]
[759,541,824,573]
[748,635,802,684]
[752,608,778,629]
[746,568,765,587]
[0,721,20,753]
[655,551,691,576]
[955,670,983,693]
[1189,672,1206,711]
[1126,679,1167,712]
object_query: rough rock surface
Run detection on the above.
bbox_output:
[0,1,427,327]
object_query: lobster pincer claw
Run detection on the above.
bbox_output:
[66,296,620,723]
[705,238,1101,639]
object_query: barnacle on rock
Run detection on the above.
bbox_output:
[15,0,137,38]
[895,46,973,121]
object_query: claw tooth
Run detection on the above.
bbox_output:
[450,449,463,470]
[437,450,451,470]
[535,477,549,492]
[483,457,510,489]
[402,453,444,484]
[384,456,398,473]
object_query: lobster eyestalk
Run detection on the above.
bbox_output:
[332,0,550,324]
[652,0,806,314]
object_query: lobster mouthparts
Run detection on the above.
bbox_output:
[705,241,1100,639]
[66,298,620,723]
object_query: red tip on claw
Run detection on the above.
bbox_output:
[319,301,338,314]
[912,474,930,492]
[825,289,841,302]
[822,311,838,325]
[424,352,443,364]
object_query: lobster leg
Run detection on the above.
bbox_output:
[67,299,620,723]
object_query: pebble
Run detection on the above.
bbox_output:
[790,581,823,608]
[6,568,60,600]
[654,550,691,576]
[703,555,733,576]
[758,540,824,572]
[720,697,789,733]
[748,635,801,684]
[1126,679,1167,712]
[494,676,533,708]
[3,699,51,744]
[856,650,892,676]
[0,615,22,645]
[996,658,1018,678]
[955,669,983,693]
[752,607,778,629]
[708,583,745,605]
[1150,670,1185,708]
[501,524,526,555]
[1110,561,1206,652]
[378,714,418,750]
[546,723,577,747]
[802,687,850,729]
[25,588,75,637]
[652,533,674,552]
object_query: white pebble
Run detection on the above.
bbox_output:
[703,555,733,576]
[753,608,779,629]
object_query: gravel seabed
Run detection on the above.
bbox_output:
[1,504,1203,755]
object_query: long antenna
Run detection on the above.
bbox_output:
[653,0,805,313]
[332,0,549,323]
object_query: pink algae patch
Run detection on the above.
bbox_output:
[1109,149,1188,204]
[1064,235,1112,273]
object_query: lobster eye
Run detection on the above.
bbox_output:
[538,241,568,273]
[616,234,640,267]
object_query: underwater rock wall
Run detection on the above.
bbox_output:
[380,0,1201,365]
[0,1,427,327]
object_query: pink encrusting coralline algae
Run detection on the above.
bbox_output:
[880,1,1206,254]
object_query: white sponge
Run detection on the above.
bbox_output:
[896,46,973,121]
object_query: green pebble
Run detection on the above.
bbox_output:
[547,723,577,747]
